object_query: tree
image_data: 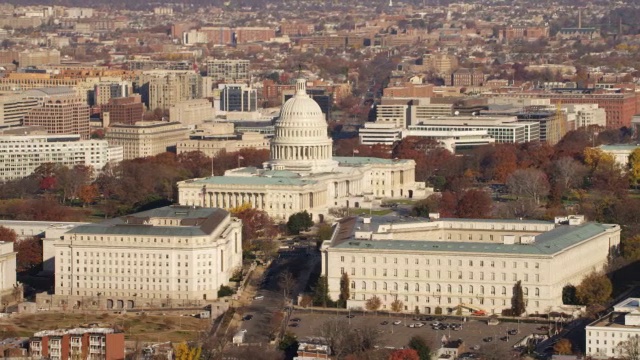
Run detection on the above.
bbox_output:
[511,281,526,316]
[562,285,579,305]
[623,235,640,261]
[78,184,99,207]
[390,299,404,313]
[279,270,296,301]
[365,296,382,312]
[617,335,640,360]
[339,272,350,308]
[576,271,612,307]
[506,168,550,204]
[174,342,202,360]
[553,338,573,355]
[15,237,43,272]
[230,203,277,246]
[389,349,420,360]
[312,276,333,307]
[0,226,17,243]
[317,223,333,241]
[317,319,381,359]
[456,189,493,218]
[287,211,313,235]
[408,335,431,360]
[630,148,640,187]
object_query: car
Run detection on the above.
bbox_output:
[290,318,301,322]
[253,295,264,300]
[346,314,355,318]
[408,323,416,328]
[243,314,254,321]
[472,310,487,316]
[470,345,480,351]
[483,337,493,342]
[380,321,389,325]
[240,329,248,333]
[288,323,299,328]
[508,329,519,335]
[392,320,402,325]
[500,336,509,341]
[414,323,425,328]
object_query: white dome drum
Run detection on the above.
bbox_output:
[266,78,337,173]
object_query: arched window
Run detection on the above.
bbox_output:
[480,285,484,294]
[491,286,495,295]
[425,283,430,292]
[535,288,540,297]
[373,282,377,290]
[469,285,474,294]
[458,285,463,294]
[436,284,441,292]
[415,283,420,292]
[351,281,355,289]
[524,287,529,296]
[502,286,507,295]
[383,282,388,290]
[394,282,398,291]
[404,283,409,291]
[447,284,452,293]
[362,281,367,290]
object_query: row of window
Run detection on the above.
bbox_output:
[347,281,541,296]
[341,267,541,282]
[340,256,541,269]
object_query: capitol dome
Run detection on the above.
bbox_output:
[265,78,337,174]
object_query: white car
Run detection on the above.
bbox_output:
[253,295,264,300]
[392,320,402,325]
[414,323,425,328]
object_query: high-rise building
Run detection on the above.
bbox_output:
[205,60,250,83]
[23,94,90,140]
[0,134,122,180]
[169,99,214,126]
[29,328,124,360]
[93,82,132,106]
[135,71,203,110]
[220,84,257,112]
[105,121,189,160]
[0,95,40,129]
[100,95,144,126]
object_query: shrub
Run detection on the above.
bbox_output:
[217,285,235,298]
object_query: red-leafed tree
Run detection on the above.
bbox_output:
[15,236,43,272]
[389,348,420,360]
[230,204,278,245]
[0,226,17,243]
[457,189,493,218]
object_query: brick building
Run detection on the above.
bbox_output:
[280,22,315,36]
[101,95,144,126]
[29,328,124,360]
[450,68,485,87]
[383,83,435,98]
[24,95,90,140]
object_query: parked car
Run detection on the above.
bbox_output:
[242,314,253,321]
[483,337,493,342]
[253,295,264,300]
[380,321,389,325]
[392,320,402,325]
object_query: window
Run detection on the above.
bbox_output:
[394,283,398,291]
[383,282,388,290]
[469,285,474,294]
[351,268,355,275]
[404,283,409,291]
[535,288,540,297]
[362,282,367,290]
[350,281,355,289]
[415,283,420,291]
[501,287,507,295]
[340,256,344,262]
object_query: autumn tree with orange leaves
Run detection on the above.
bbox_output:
[389,349,420,360]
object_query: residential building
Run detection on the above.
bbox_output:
[23,95,90,140]
[450,68,485,87]
[0,241,16,298]
[280,22,315,36]
[135,71,203,110]
[220,84,257,112]
[105,121,189,160]
[29,327,124,360]
[178,79,428,222]
[18,49,60,68]
[52,206,242,306]
[322,215,620,315]
[0,95,40,128]
[93,82,132,106]
[0,134,122,180]
[169,99,215,126]
[100,96,144,126]
[585,297,640,359]
[563,104,606,129]
[205,59,250,83]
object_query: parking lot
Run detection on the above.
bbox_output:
[285,310,548,352]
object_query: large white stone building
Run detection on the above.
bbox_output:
[177,79,428,221]
[105,121,189,160]
[0,134,123,180]
[0,241,17,298]
[50,206,242,309]
[321,215,620,315]
[586,298,640,359]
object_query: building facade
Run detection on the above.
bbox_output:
[100,96,144,126]
[52,206,242,307]
[220,84,257,112]
[586,298,640,359]
[104,121,189,160]
[169,99,215,126]
[0,95,39,128]
[30,327,124,360]
[23,95,91,140]
[177,79,428,221]
[205,59,250,83]
[0,241,16,297]
[322,216,620,315]
[0,134,122,180]
[177,132,270,157]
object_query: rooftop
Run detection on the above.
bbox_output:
[331,216,617,256]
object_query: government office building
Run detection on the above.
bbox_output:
[321,215,620,315]
[48,206,242,310]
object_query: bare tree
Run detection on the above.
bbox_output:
[617,336,640,360]
[316,319,381,359]
[550,157,587,191]
[279,271,296,301]
[506,168,550,204]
